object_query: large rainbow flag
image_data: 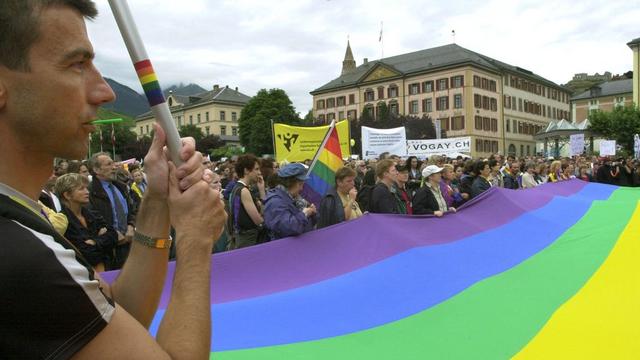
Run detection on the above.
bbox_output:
[102,180,640,358]
[301,121,343,206]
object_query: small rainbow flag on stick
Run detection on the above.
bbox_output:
[302,120,343,206]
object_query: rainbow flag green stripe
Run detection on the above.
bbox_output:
[212,186,639,359]
[134,59,165,106]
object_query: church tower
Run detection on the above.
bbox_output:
[628,37,640,106]
[341,40,356,76]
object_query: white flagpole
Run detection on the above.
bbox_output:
[108,0,182,165]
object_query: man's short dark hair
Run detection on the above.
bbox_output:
[334,166,356,184]
[0,0,97,71]
[235,154,259,178]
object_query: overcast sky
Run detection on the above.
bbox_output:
[87,0,640,115]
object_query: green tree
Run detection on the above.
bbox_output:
[210,145,244,161]
[197,135,225,155]
[302,109,315,125]
[589,105,640,153]
[178,124,205,142]
[239,88,300,155]
[89,123,138,160]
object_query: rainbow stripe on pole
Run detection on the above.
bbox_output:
[102,180,640,358]
[134,59,164,107]
[108,0,181,164]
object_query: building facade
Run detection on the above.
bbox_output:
[570,79,633,123]
[310,43,571,158]
[134,85,251,145]
[570,36,640,124]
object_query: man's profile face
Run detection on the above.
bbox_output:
[0,6,115,160]
[95,155,115,181]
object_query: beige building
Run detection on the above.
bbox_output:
[310,42,571,157]
[570,36,640,125]
[570,79,633,123]
[134,85,251,145]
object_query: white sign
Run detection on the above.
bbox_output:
[600,140,616,156]
[434,119,442,139]
[569,134,585,156]
[406,137,471,158]
[634,134,640,159]
[361,126,407,159]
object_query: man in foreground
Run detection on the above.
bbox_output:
[0,1,225,358]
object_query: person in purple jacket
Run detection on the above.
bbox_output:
[263,163,317,240]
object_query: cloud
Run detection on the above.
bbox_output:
[87,0,639,115]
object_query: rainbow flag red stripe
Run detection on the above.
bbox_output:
[302,124,343,206]
[134,59,165,106]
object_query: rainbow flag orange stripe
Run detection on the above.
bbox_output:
[302,124,343,206]
[134,59,165,106]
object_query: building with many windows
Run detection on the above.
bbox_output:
[570,79,633,123]
[135,85,251,145]
[310,42,571,157]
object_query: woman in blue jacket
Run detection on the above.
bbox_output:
[263,163,317,240]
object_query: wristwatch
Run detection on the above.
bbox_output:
[133,230,172,249]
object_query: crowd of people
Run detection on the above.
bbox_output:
[41,150,640,264]
[3,1,640,357]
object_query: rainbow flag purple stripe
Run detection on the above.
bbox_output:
[102,180,640,358]
[134,59,165,107]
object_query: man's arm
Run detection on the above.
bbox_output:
[105,125,203,327]
[75,125,225,359]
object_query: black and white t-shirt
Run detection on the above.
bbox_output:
[0,187,115,359]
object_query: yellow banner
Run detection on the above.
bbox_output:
[273,120,351,162]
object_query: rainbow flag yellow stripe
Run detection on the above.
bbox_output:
[134,59,164,106]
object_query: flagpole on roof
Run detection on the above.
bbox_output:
[379,21,384,59]
[306,120,337,177]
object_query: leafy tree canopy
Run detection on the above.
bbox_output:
[239,88,300,155]
[589,105,640,154]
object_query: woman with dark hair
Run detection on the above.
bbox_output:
[55,173,118,272]
[471,160,492,198]
[618,158,635,186]
[406,156,422,195]
[578,165,593,182]
[488,158,503,188]
[458,160,476,196]
[260,158,279,190]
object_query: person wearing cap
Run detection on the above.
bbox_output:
[263,163,317,240]
[369,159,401,214]
[413,165,455,216]
[393,164,412,214]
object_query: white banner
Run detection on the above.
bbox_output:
[406,136,471,158]
[569,134,585,156]
[361,126,407,159]
[634,134,640,159]
[600,140,616,156]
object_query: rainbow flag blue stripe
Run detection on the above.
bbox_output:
[102,180,640,358]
